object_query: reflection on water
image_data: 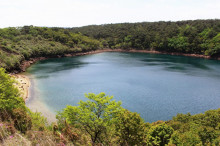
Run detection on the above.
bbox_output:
[28,58,90,77]
[26,52,220,122]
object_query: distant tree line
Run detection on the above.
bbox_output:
[0,20,220,71]
[71,19,220,56]
[0,26,102,71]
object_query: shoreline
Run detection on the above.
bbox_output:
[11,48,220,123]
[13,48,220,102]
[17,49,220,73]
[12,74,30,101]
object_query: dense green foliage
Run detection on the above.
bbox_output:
[0,26,102,71]
[147,123,174,145]
[0,69,220,145]
[1,20,220,72]
[0,69,46,134]
[0,68,81,145]
[0,68,25,117]
[58,92,122,144]
[71,19,220,56]
[115,109,147,145]
[58,93,220,145]
[168,109,220,145]
[0,69,31,135]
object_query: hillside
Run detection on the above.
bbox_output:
[0,26,102,72]
[71,19,220,56]
[0,20,220,72]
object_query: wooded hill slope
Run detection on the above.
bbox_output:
[71,19,220,56]
[0,19,220,71]
[0,26,102,71]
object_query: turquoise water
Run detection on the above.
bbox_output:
[26,52,220,122]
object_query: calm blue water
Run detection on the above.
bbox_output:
[26,52,220,122]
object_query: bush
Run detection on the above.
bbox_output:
[0,68,25,120]
[12,108,32,134]
[28,111,47,131]
[115,109,147,145]
[147,123,174,146]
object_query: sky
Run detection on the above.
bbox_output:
[0,0,219,28]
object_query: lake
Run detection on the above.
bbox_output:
[26,52,220,122]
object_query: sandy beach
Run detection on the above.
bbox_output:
[12,74,30,101]
[12,74,56,122]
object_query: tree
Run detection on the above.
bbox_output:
[205,33,220,56]
[198,127,217,145]
[170,131,201,145]
[0,68,32,133]
[115,109,147,145]
[168,36,189,52]
[147,123,174,146]
[58,92,122,145]
[203,109,220,129]
[0,68,25,119]
[173,113,191,123]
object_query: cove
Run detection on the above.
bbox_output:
[26,52,220,123]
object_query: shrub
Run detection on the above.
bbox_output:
[0,68,25,120]
[12,108,32,134]
[147,123,174,146]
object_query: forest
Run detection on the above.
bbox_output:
[0,26,102,71]
[0,19,220,72]
[71,19,220,56]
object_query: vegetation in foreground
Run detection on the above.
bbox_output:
[0,68,220,145]
[0,19,220,72]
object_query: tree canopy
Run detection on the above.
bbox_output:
[0,20,220,71]
[58,92,122,145]
[0,68,25,116]
[71,20,220,56]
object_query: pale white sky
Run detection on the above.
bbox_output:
[0,0,219,28]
